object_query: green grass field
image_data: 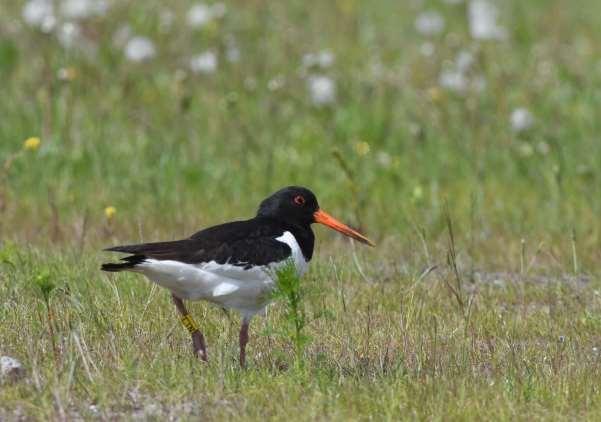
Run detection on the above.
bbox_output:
[2,0,601,419]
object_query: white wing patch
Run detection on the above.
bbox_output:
[212,282,240,297]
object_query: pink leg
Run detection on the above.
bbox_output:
[172,294,208,362]
[239,319,250,368]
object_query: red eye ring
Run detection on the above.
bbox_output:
[293,195,306,206]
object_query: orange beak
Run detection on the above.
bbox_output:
[313,209,375,247]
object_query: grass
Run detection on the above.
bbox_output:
[2,0,601,419]
[2,243,601,420]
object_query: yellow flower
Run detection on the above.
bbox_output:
[337,0,356,16]
[412,185,424,202]
[57,67,78,81]
[428,87,443,103]
[23,137,41,151]
[104,206,117,220]
[354,141,370,156]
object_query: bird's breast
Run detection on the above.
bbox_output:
[275,231,309,277]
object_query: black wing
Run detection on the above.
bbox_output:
[102,218,292,271]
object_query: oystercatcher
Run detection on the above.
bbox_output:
[101,186,373,367]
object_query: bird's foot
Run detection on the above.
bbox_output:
[191,330,208,362]
[239,320,249,369]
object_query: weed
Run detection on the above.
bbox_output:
[271,261,310,366]
[33,270,59,365]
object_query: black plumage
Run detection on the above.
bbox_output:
[102,218,314,271]
[102,187,319,272]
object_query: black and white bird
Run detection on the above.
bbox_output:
[101,186,374,367]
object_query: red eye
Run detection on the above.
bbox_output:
[293,195,305,206]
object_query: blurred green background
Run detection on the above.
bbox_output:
[2,0,601,264]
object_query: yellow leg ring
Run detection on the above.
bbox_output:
[180,314,200,334]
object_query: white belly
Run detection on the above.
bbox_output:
[134,231,308,318]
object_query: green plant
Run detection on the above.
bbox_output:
[33,270,59,364]
[441,203,475,334]
[0,242,18,268]
[272,261,310,365]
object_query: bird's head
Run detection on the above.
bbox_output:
[257,186,374,246]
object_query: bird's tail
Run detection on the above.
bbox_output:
[101,254,146,272]
[101,262,135,272]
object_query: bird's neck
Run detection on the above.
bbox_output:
[259,216,315,261]
[284,222,315,262]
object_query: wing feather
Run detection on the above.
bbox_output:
[102,218,293,272]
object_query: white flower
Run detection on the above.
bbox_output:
[187,3,212,28]
[438,51,484,94]
[415,11,445,36]
[226,45,240,62]
[377,152,392,168]
[307,75,336,105]
[187,3,226,28]
[302,50,335,69]
[420,42,435,57]
[113,25,132,48]
[56,22,81,49]
[455,50,474,72]
[268,75,284,91]
[60,0,108,20]
[124,36,156,62]
[189,51,218,74]
[369,60,384,79]
[225,37,240,62]
[510,108,534,132]
[22,0,56,33]
[439,69,468,93]
[468,0,507,40]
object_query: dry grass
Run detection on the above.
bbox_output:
[2,235,601,420]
